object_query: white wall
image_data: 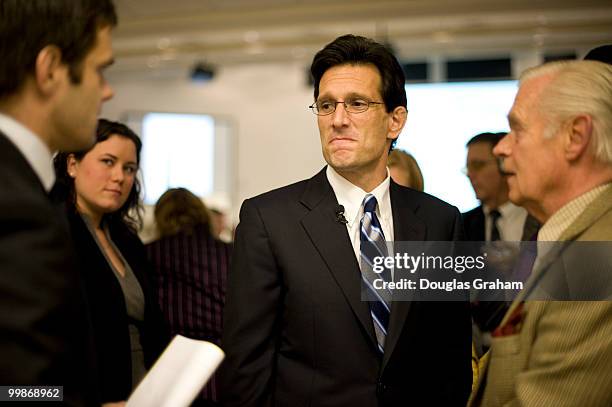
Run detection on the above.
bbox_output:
[102,62,325,222]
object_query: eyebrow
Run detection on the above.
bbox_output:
[101,153,137,166]
[317,91,371,101]
[507,112,522,129]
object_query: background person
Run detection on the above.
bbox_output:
[209,207,233,242]
[387,149,424,191]
[146,187,231,406]
[462,132,534,242]
[53,119,168,405]
[462,132,539,357]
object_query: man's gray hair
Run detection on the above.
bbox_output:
[520,60,612,164]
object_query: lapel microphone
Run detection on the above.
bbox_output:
[335,205,348,224]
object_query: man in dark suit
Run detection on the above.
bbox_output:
[462,132,539,242]
[221,34,472,406]
[463,133,539,349]
[0,1,117,404]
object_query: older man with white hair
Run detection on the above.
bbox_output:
[470,60,612,406]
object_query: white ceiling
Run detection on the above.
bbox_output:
[110,0,612,75]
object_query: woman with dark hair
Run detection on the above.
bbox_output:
[146,188,231,406]
[53,119,168,405]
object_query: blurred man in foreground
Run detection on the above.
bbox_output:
[0,1,116,404]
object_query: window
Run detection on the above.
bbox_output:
[397,80,517,212]
[122,111,235,205]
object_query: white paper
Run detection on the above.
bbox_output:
[127,335,225,407]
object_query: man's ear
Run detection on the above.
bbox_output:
[388,106,408,141]
[34,45,65,96]
[565,114,592,161]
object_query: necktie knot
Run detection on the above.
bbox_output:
[363,194,378,214]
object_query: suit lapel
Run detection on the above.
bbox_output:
[382,182,427,369]
[500,185,612,326]
[300,168,378,347]
[473,187,612,406]
[473,207,486,241]
[558,185,612,241]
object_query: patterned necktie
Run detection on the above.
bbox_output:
[490,210,501,241]
[360,194,392,354]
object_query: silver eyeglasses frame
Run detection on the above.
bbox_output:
[308,99,385,116]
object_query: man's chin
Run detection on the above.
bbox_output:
[325,154,355,171]
[63,125,97,150]
[56,136,94,152]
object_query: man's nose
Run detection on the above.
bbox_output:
[101,79,114,102]
[493,133,512,157]
[331,103,349,127]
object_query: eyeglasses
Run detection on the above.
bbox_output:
[462,159,497,174]
[309,98,385,116]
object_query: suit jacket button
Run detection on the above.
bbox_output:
[376,381,388,396]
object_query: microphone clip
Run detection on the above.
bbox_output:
[335,205,348,224]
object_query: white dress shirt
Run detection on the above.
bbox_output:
[0,113,55,191]
[326,166,394,263]
[483,201,528,242]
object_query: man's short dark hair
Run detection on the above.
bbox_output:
[310,34,407,149]
[584,44,612,65]
[466,132,507,149]
[0,0,117,98]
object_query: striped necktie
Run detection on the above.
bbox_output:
[360,194,392,354]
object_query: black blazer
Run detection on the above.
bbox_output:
[66,210,169,402]
[0,132,97,405]
[462,205,485,241]
[462,205,540,242]
[221,168,472,406]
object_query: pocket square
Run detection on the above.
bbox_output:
[492,303,524,337]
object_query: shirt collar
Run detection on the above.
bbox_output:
[0,113,55,191]
[484,201,521,218]
[326,165,392,228]
[538,183,610,242]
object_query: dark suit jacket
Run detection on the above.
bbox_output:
[462,206,485,241]
[462,205,540,243]
[66,210,169,402]
[0,132,97,405]
[221,168,472,406]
